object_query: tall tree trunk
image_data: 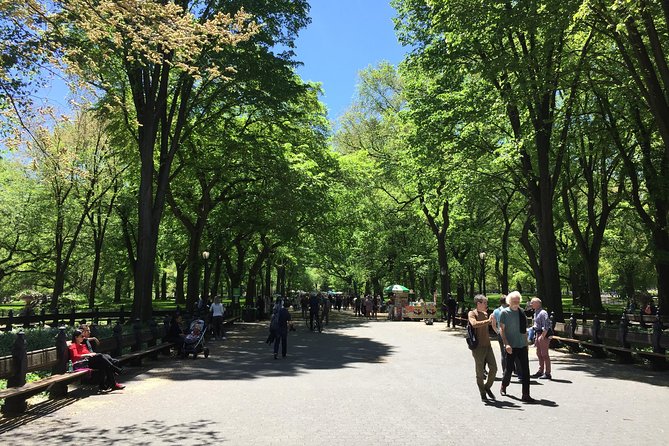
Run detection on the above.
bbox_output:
[114,272,123,303]
[153,266,160,303]
[161,272,167,301]
[175,260,187,307]
[500,204,514,295]
[519,215,545,301]
[534,128,564,319]
[211,254,222,298]
[88,240,102,309]
[265,255,271,303]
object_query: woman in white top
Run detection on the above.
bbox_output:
[210,296,226,340]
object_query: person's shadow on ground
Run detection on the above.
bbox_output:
[505,394,559,407]
[483,399,522,410]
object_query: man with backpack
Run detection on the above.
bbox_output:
[468,294,497,402]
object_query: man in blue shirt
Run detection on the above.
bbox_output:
[491,296,508,375]
[499,291,534,403]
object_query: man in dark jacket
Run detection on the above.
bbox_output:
[309,293,320,331]
[274,300,292,359]
[446,293,457,327]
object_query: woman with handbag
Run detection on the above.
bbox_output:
[530,298,552,380]
[68,329,125,391]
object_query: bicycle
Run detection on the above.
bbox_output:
[304,311,322,332]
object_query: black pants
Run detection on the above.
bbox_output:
[212,315,223,338]
[273,332,287,357]
[446,308,457,327]
[310,308,320,330]
[88,353,120,390]
[502,346,530,396]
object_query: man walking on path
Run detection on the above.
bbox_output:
[446,293,457,327]
[530,297,552,379]
[322,294,331,326]
[491,296,508,374]
[499,291,534,403]
[309,293,320,331]
[274,300,292,359]
[468,294,498,401]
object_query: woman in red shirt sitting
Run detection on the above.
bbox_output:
[68,329,125,391]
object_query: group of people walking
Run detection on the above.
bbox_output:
[354,294,380,319]
[468,291,552,404]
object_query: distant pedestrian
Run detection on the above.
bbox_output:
[309,293,320,331]
[273,300,292,359]
[301,294,308,319]
[499,291,534,403]
[210,296,226,340]
[322,295,331,325]
[530,298,552,380]
[446,293,457,327]
[468,295,498,401]
[365,295,373,320]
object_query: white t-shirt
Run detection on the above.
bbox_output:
[210,302,225,317]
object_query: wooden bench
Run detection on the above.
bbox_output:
[0,369,90,413]
[117,342,175,366]
[552,335,582,353]
[579,341,607,358]
[635,351,669,370]
[604,345,635,364]
[0,322,173,415]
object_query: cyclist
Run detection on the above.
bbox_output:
[309,292,321,331]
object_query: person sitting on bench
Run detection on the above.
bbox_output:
[68,329,125,391]
[79,323,100,352]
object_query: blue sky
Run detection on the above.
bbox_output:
[34,1,408,121]
[293,0,408,120]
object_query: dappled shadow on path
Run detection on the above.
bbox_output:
[143,315,394,382]
[1,418,227,444]
[0,397,78,434]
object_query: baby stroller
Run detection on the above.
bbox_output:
[183,319,210,359]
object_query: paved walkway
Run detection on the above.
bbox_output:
[2,311,669,445]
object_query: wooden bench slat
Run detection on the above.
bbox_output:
[117,342,174,363]
[0,370,89,399]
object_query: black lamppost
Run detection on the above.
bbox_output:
[202,251,210,303]
[479,251,487,296]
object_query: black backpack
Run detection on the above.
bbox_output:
[466,321,478,350]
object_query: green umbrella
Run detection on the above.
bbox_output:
[383,284,410,293]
